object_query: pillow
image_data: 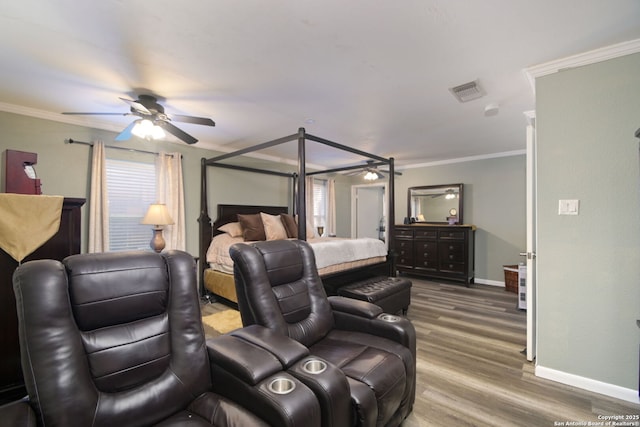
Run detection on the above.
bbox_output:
[280,213,298,238]
[237,214,266,241]
[217,222,243,238]
[260,212,288,241]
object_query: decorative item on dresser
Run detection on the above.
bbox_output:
[394,224,476,285]
[0,196,85,404]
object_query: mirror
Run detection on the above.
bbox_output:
[407,183,463,224]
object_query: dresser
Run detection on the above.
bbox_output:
[0,197,85,403]
[394,224,476,285]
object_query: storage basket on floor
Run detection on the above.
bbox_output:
[503,265,518,293]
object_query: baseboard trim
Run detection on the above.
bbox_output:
[474,278,503,287]
[535,365,639,404]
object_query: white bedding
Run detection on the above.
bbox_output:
[206,234,387,274]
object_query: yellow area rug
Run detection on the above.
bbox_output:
[202,310,243,336]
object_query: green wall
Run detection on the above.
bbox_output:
[536,53,640,392]
[394,154,526,283]
[0,111,295,257]
[0,112,358,256]
[0,111,526,284]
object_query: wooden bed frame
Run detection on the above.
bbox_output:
[198,128,397,300]
[199,203,392,302]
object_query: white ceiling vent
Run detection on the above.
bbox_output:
[449,79,485,103]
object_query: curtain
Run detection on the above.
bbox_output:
[156,152,186,250]
[88,141,109,252]
[327,178,336,236]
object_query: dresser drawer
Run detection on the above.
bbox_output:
[414,259,438,271]
[415,241,437,261]
[438,229,466,240]
[395,228,414,238]
[414,229,437,239]
[439,242,465,262]
[396,252,414,267]
[439,262,466,274]
[394,239,413,252]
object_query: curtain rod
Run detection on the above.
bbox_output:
[65,139,176,158]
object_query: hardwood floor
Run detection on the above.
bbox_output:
[202,278,640,426]
[402,279,639,427]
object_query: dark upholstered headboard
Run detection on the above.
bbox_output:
[211,204,289,237]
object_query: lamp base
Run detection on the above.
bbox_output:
[150,227,166,253]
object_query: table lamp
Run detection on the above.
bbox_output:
[141,203,174,253]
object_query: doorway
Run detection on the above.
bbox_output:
[351,184,387,246]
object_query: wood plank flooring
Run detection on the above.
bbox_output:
[201,278,640,427]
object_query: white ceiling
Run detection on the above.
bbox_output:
[1,1,639,168]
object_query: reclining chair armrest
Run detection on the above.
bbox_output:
[207,334,322,427]
[207,335,284,384]
[329,296,416,354]
[231,325,353,427]
[0,399,37,427]
[328,296,383,318]
[230,324,309,369]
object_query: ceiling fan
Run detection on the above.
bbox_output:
[62,94,215,145]
[345,160,390,180]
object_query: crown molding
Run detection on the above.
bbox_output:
[524,38,640,93]
[398,149,526,171]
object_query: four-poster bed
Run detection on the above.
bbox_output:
[198,128,397,304]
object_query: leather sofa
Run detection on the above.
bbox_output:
[0,250,323,427]
[230,240,416,427]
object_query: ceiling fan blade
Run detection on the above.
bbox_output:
[62,112,129,116]
[119,97,152,115]
[170,114,215,127]
[379,169,403,176]
[114,120,139,141]
[157,121,198,144]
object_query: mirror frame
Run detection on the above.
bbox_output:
[407,183,464,224]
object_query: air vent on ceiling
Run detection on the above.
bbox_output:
[449,79,485,103]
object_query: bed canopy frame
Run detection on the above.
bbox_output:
[198,127,397,293]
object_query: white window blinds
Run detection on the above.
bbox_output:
[313,179,327,228]
[105,158,156,251]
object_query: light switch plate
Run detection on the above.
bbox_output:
[558,199,579,215]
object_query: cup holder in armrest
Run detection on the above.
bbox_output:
[268,377,296,395]
[378,313,401,323]
[302,358,327,375]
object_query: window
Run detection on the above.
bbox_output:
[312,178,328,228]
[105,158,156,251]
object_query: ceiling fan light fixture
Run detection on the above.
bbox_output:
[364,170,379,181]
[132,119,165,140]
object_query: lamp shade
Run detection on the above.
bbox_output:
[141,203,174,226]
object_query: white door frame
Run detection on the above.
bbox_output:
[351,182,388,249]
[524,113,537,362]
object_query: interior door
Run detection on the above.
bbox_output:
[524,121,537,362]
[352,185,385,241]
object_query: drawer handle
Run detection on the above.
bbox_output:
[449,264,454,269]
[449,255,454,259]
[449,245,454,250]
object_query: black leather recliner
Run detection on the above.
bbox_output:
[230,240,416,427]
[0,250,322,427]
